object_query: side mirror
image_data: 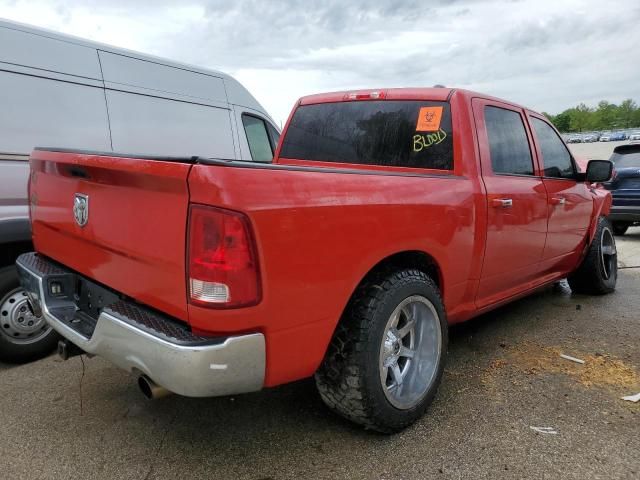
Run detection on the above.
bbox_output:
[585,160,613,183]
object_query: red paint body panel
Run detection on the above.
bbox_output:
[27,88,613,390]
[471,98,550,307]
[29,150,192,321]
[540,178,594,260]
[187,164,481,385]
[525,111,596,263]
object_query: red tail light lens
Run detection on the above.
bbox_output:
[187,205,261,308]
[343,90,386,101]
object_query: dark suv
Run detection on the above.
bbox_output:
[604,144,640,235]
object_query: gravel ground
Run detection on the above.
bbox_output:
[1,143,638,480]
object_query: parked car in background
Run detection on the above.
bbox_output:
[603,144,640,235]
[0,19,279,362]
[610,132,627,141]
[567,135,583,143]
[600,133,612,142]
[18,87,616,433]
[628,131,640,141]
[583,133,598,143]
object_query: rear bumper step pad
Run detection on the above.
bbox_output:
[16,252,265,397]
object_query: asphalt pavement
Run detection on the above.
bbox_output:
[1,231,638,480]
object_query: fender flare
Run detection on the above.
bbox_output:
[587,189,612,244]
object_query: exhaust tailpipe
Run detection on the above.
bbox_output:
[137,375,172,400]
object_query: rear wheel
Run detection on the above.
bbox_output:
[612,222,629,236]
[568,217,617,295]
[315,269,447,433]
[0,266,58,363]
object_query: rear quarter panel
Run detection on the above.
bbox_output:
[188,163,483,386]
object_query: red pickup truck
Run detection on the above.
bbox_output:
[17,88,616,433]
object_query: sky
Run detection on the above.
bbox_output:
[1,0,638,125]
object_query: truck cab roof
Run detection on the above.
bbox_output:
[297,87,541,117]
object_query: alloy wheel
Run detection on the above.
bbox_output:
[379,295,442,410]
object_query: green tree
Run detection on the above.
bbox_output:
[552,111,572,132]
[569,103,593,132]
[547,98,639,132]
[617,99,638,129]
[634,107,640,128]
[593,101,617,130]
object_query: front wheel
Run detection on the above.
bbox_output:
[568,217,617,295]
[315,269,447,433]
[0,266,59,363]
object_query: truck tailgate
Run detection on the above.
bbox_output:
[29,149,192,321]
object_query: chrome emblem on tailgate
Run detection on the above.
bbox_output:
[73,193,89,227]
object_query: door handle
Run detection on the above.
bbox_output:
[491,198,513,208]
[550,197,566,206]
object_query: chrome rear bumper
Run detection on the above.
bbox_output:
[16,252,265,397]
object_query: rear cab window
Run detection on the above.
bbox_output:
[279,100,454,171]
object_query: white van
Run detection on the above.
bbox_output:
[0,18,280,363]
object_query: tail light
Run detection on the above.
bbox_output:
[187,205,261,308]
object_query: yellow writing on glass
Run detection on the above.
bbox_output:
[413,129,447,152]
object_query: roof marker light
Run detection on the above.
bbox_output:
[344,91,386,101]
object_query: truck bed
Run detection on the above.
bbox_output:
[29,147,483,386]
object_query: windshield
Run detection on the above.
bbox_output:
[279,100,454,170]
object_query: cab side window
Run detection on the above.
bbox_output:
[484,106,534,176]
[531,117,575,179]
[242,114,273,162]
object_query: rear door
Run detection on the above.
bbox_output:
[472,99,548,307]
[527,113,593,262]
